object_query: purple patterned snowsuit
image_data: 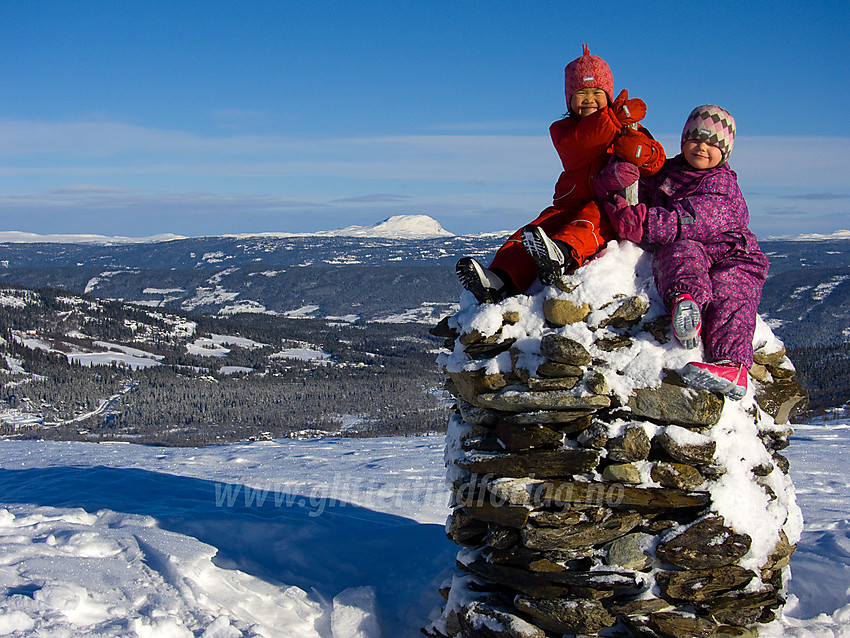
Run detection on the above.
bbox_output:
[640,156,769,367]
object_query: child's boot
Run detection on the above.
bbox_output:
[456,257,506,304]
[681,360,748,401]
[671,294,701,349]
[520,225,573,286]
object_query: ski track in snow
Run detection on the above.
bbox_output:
[0,420,848,637]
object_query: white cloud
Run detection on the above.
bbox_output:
[0,119,555,184]
[0,119,846,237]
[655,134,850,190]
[731,136,849,190]
[0,186,316,212]
[3,119,846,190]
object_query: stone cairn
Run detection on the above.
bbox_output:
[424,243,806,638]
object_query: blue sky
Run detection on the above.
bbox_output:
[0,0,848,239]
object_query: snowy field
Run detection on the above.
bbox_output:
[0,417,849,637]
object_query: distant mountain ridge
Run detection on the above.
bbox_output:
[3,214,847,244]
[0,214,462,244]
[765,230,850,242]
[0,220,848,348]
[0,230,188,244]
[1,225,849,442]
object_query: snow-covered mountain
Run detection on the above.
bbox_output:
[0,230,187,244]
[0,215,457,244]
[766,229,850,242]
[315,214,455,239]
[4,216,847,245]
[1,225,848,348]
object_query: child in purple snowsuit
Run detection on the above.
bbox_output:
[596,105,768,400]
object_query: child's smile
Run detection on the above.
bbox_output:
[570,88,608,118]
[682,139,723,169]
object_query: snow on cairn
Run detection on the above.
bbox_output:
[426,240,807,637]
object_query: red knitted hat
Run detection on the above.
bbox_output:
[564,44,613,106]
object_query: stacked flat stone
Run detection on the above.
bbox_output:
[424,243,805,638]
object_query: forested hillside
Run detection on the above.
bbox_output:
[787,342,850,416]
[1,232,848,445]
[0,285,449,445]
[1,234,847,347]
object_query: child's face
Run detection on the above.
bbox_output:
[682,139,723,170]
[570,88,608,118]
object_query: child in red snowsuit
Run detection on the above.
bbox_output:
[456,45,665,303]
[597,105,768,401]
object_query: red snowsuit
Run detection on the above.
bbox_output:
[488,106,665,294]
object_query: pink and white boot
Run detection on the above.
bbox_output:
[682,361,748,401]
[671,294,701,349]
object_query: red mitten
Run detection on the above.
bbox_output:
[614,128,655,167]
[611,88,647,126]
[603,194,647,243]
[595,157,640,200]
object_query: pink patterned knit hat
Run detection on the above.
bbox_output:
[564,44,613,107]
[681,105,737,164]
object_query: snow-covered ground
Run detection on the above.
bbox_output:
[765,414,850,637]
[0,436,454,637]
[11,331,164,371]
[0,417,849,637]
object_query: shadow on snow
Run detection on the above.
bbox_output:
[0,465,455,634]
